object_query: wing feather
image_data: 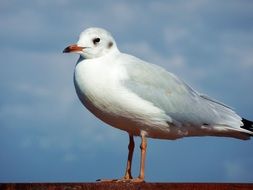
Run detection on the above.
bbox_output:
[119,53,242,128]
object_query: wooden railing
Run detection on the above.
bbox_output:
[1,183,253,190]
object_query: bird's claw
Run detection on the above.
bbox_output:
[97,177,145,183]
[118,177,145,183]
[96,178,118,182]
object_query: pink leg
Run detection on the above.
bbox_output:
[131,133,147,182]
[123,135,135,180]
[98,133,147,183]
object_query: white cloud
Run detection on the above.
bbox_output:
[15,83,50,98]
[63,152,77,162]
[109,2,136,24]
[20,137,33,149]
[0,104,35,121]
[164,27,190,45]
[149,0,208,14]
[224,160,252,181]
[38,136,53,150]
[122,41,187,68]
[223,46,253,69]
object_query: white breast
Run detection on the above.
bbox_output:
[73,55,171,137]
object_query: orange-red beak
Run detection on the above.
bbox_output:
[63,44,84,53]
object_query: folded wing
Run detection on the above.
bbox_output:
[119,54,252,139]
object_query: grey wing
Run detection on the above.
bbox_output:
[120,54,242,128]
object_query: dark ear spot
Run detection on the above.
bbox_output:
[108,41,113,48]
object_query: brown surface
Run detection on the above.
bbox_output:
[1,183,253,190]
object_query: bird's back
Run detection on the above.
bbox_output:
[118,53,252,139]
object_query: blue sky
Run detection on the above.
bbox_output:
[0,0,253,182]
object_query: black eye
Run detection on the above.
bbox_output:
[93,38,100,45]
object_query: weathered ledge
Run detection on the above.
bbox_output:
[1,183,253,190]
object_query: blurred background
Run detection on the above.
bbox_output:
[0,0,253,182]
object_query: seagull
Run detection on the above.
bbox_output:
[63,27,253,182]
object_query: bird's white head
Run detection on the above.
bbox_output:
[63,27,118,59]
